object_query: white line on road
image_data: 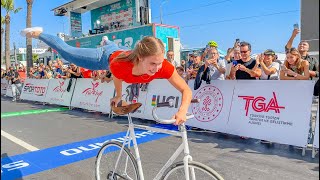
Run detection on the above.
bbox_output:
[1,130,39,151]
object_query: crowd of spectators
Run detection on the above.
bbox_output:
[169,27,318,97]
[1,26,319,101]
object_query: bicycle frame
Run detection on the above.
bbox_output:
[113,113,194,180]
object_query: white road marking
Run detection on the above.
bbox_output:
[1,130,39,151]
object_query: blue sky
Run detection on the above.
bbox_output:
[4,0,301,54]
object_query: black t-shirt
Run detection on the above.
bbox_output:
[70,67,82,78]
[236,58,257,80]
[7,70,21,84]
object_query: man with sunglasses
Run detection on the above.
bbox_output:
[229,41,261,80]
[285,28,319,80]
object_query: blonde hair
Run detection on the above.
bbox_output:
[114,36,165,64]
[284,48,303,74]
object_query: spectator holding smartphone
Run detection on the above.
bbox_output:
[280,47,310,80]
[203,48,226,80]
[285,24,319,79]
[257,49,280,80]
[229,41,261,80]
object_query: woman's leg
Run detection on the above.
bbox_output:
[38,33,122,70]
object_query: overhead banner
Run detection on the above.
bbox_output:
[1,78,8,95]
[70,12,82,38]
[20,79,50,102]
[314,104,319,148]
[71,79,114,113]
[44,78,77,107]
[186,80,236,133]
[227,81,314,147]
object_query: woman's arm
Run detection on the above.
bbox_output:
[295,60,310,80]
[111,76,123,106]
[168,69,192,124]
[260,62,277,75]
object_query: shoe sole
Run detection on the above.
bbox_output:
[20,27,43,37]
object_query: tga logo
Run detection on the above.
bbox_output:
[151,95,180,108]
[23,83,46,96]
[82,81,103,102]
[192,85,223,122]
[238,92,285,116]
[52,81,66,93]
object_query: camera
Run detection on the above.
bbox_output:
[293,23,299,29]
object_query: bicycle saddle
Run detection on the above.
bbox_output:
[111,100,142,115]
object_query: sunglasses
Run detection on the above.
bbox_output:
[240,51,249,54]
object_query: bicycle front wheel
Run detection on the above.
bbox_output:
[95,141,139,180]
[161,161,224,180]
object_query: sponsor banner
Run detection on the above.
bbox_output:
[1,129,170,179]
[186,80,236,133]
[144,79,181,121]
[314,104,319,148]
[5,84,13,97]
[1,78,8,95]
[227,81,314,147]
[20,79,49,102]
[120,82,148,118]
[44,79,76,106]
[71,79,114,113]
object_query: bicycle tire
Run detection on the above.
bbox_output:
[95,141,139,180]
[161,161,224,180]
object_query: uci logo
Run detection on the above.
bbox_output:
[152,95,180,108]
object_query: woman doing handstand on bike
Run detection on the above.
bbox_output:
[21,27,192,125]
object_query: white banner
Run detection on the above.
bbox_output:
[5,84,13,97]
[20,79,50,102]
[120,82,148,119]
[1,78,8,95]
[44,78,76,106]
[314,104,319,148]
[144,79,181,121]
[71,78,114,113]
[186,80,236,133]
[227,81,314,147]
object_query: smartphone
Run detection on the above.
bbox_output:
[232,60,238,66]
[293,23,299,29]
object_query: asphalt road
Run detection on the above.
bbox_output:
[1,96,319,180]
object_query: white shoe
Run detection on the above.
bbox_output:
[20,27,43,37]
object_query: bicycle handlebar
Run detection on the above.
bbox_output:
[152,99,200,124]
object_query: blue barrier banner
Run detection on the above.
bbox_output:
[1,129,170,179]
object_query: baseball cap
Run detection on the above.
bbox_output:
[263,49,275,55]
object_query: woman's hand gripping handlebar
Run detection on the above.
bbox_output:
[152,99,200,125]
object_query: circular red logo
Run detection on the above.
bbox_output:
[192,85,223,122]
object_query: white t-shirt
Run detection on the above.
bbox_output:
[260,62,280,80]
[208,58,226,80]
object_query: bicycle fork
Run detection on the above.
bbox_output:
[181,125,196,180]
[128,114,145,180]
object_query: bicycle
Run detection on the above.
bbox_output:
[95,99,224,180]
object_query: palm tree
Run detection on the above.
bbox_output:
[1,0,22,69]
[1,16,5,65]
[26,0,33,75]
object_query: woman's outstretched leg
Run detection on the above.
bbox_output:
[21,27,122,70]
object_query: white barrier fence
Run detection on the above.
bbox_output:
[1,78,317,148]
[71,78,114,113]
[45,78,76,107]
[314,105,319,148]
[1,78,8,95]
